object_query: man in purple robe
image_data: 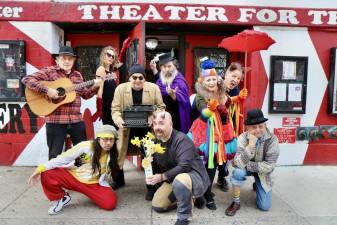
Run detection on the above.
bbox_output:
[155,53,192,133]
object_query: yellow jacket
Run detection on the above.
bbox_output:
[39,141,110,186]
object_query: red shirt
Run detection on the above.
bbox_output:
[22,66,98,124]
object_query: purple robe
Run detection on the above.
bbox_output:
[156,72,192,133]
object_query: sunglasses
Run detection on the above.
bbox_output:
[106,52,115,59]
[131,75,144,81]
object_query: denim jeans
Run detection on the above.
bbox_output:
[230,167,272,211]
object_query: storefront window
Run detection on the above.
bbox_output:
[75,46,103,81]
[193,48,229,84]
[0,40,26,101]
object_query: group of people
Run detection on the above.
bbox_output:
[23,45,280,225]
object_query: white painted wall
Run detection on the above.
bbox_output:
[254,26,327,165]
[9,22,64,54]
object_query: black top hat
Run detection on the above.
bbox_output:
[53,46,76,57]
[158,52,174,66]
[128,64,146,77]
[244,109,268,125]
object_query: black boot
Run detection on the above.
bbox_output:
[205,193,217,210]
[217,175,224,186]
[194,196,206,209]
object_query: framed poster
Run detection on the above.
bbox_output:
[0,40,26,101]
[328,48,337,115]
[269,56,308,114]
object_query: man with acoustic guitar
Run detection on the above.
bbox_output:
[22,46,102,159]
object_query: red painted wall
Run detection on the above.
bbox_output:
[304,29,337,164]
[0,21,49,165]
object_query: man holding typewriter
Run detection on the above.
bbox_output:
[22,46,101,160]
[111,64,165,190]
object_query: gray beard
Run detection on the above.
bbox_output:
[159,70,178,86]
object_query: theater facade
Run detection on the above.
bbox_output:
[0,0,337,166]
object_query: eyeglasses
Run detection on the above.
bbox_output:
[106,52,115,59]
[131,75,144,81]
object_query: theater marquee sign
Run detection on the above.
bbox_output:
[0,2,336,26]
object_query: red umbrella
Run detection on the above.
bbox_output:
[218,29,276,88]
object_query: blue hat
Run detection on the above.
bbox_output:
[200,58,217,77]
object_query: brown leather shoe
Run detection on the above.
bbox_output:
[225,202,241,216]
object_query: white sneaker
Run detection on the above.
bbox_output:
[48,192,71,215]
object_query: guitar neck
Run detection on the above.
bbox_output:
[65,73,115,93]
[67,80,95,92]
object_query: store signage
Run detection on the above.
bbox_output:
[274,128,296,143]
[0,2,336,27]
[282,117,301,127]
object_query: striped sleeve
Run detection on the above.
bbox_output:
[43,141,92,171]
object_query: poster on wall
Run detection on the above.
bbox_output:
[269,56,308,114]
[0,40,26,101]
[328,48,337,115]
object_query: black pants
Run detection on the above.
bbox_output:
[217,161,229,178]
[46,122,87,159]
[204,158,218,201]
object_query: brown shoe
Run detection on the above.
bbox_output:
[225,202,241,216]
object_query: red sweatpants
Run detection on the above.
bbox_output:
[41,168,117,210]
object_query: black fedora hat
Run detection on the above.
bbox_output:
[53,46,76,58]
[244,109,268,125]
[158,52,174,66]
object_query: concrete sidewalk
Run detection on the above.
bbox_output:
[0,162,336,225]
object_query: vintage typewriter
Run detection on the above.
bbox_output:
[122,105,155,128]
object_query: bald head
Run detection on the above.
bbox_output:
[152,111,173,142]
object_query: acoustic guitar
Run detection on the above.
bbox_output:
[25,74,116,116]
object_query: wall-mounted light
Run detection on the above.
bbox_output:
[145,38,158,50]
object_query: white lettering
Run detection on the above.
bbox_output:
[278,10,299,24]
[78,5,97,20]
[206,7,228,21]
[164,6,185,20]
[308,10,327,25]
[99,5,120,20]
[0,6,23,18]
[2,7,12,17]
[238,8,256,22]
[122,5,141,20]
[11,7,23,18]
[142,5,163,20]
[186,6,206,21]
[327,11,337,25]
[256,9,277,23]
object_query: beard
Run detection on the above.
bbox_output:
[159,69,178,86]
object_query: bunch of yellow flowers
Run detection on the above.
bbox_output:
[131,132,165,169]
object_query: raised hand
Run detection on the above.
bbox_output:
[166,85,178,100]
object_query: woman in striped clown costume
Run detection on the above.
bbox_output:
[187,58,236,210]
